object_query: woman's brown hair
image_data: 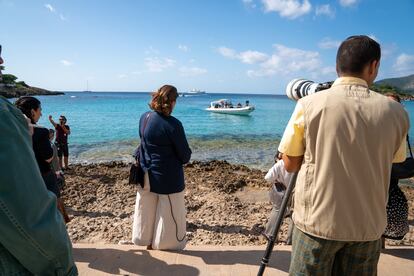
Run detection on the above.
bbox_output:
[384,92,401,103]
[149,85,178,116]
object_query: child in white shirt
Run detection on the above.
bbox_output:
[263,155,293,240]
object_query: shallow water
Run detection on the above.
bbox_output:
[31,91,414,171]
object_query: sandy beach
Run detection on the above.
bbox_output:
[63,161,414,246]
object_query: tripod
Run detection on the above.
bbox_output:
[257,172,298,276]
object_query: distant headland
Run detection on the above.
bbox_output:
[0,73,64,99]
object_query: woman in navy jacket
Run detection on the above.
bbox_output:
[132,85,192,250]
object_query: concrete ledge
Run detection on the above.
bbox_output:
[73,244,414,276]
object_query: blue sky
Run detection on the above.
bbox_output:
[1,0,413,94]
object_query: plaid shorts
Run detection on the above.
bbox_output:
[290,226,381,276]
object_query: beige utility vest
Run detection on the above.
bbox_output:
[294,82,409,241]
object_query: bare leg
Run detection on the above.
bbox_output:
[57,198,70,223]
[64,156,69,169]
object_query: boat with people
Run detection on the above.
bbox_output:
[206,99,255,115]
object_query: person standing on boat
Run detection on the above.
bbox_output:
[132,84,192,250]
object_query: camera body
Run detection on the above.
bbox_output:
[286,79,333,101]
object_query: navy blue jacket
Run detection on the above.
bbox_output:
[138,111,192,194]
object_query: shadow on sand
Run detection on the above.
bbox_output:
[73,246,290,275]
[382,247,414,261]
[178,248,290,273]
[74,248,200,276]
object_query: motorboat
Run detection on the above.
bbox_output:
[181,89,206,97]
[206,99,255,115]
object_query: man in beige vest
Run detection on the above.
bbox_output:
[278,35,409,275]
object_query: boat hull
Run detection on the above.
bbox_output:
[205,106,255,115]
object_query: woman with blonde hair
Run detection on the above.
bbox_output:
[132,84,192,250]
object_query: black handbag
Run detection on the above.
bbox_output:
[129,157,145,186]
[391,136,414,179]
[128,113,151,186]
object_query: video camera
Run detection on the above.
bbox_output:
[286,79,333,101]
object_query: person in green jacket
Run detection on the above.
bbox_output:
[0,96,78,275]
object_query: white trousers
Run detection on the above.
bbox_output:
[132,173,187,250]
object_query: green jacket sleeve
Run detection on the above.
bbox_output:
[0,97,77,276]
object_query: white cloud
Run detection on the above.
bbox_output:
[118,74,128,79]
[318,37,340,49]
[217,47,237,59]
[262,0,312,19]
[238,50,268,64]
[339,0,358,7]
[59,14,66,21]
[315,4,335,18]
[393,54,414,74]
[179,66,208,77]
[60,59,73,66]
[321,66,336,75]
[243,0,257,8]
[44,3,55,12]
[218,43,334,78]
[145,57,176,72]
[218,47,268,64]
[178,44,189,52]
[145,46,160,55]
[368,34,379,43]
[382,43,398,59]
[247,44,322,77]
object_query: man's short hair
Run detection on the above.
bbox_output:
[336,35,381,75]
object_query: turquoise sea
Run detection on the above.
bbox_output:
[33,92,414,170]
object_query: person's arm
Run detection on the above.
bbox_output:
[48,115,57,128]
[0,99,77,275]
[278,102,306,173]
[282,155,304,173]
[264,164,278,183]
[170,121,192,164]
[392,139,406,163]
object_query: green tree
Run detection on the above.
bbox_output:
[0,65,4,71]
[16,81,29,88]
[2,74,18,84]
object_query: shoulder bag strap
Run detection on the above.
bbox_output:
[141,112,151,138]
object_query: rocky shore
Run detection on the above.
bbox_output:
[63,161,414,246]
[0,85,63,98]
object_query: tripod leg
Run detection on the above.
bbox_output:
[264,208,280,241]
[257,173,298,276]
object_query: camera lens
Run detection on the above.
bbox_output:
[286,79,321,101]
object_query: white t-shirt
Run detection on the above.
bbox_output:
[264,159,293,187]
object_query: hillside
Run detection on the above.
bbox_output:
[0,85,64,99]
[375,74,414,94]
[0,73,64,98]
